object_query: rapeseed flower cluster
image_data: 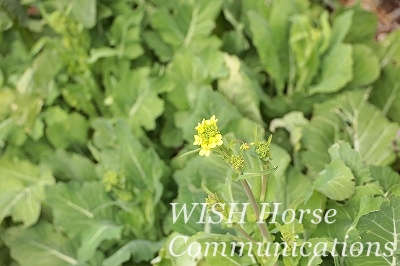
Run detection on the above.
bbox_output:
[255,136,272,160]
[193,115,223,156]
[229,155,245,170]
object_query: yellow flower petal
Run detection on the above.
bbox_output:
[208,142,217,149]
[193,135,202,145]
[199,148,211,156]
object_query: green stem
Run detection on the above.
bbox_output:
[260,173,267,203]
[241,180,271,243]
[260,163,268,202]
[234,224,257,243]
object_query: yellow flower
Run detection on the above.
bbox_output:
[193,115,223,156]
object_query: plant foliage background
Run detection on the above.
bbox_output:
[0,0,400,265]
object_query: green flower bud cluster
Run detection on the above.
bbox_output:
[46,11,89,73]
[206,193,223,213]
[255,135,272,161]
[102,170,133,202]
[205,193,231,223]
[229,155,245,170]
[103,170,118,192]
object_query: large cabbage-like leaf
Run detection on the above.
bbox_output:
[301,90,399,174]
[4,222,79,266]
[0,158,55,227]
[108,67,164,133]
[151,0,223,50]
[345,197,400,265]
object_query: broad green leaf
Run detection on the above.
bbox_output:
[369,165,400,192]
[376,30,400,69]
[45,181,116,236]
[77,223,122,262]
[221,6,249,54]
[344,5,377,44]
[43,150,97,181]
[143,31,173,62]
[0,123,27,147]
[218,54,263,123]
[301,90,399,174]
[308,44,353,94]
[4,221,79,266]
[328,141,372,185]
[45,181,122,262]
[70,0,96,28]
[16,49,62,103]
[8,94,44,141]
[248,11,283,91]
[44,107,88,149]
[108,67,164,133]
[313,160,355,201]
[370,64,400,124]
[317,182,384,242]
[160,103,184,148]
[0,158,55,227]
[346,197,400,265]
[103,240,163,265]
[166,47,226,110]
[350,183,384,223]
[151,0,223,50]
[329,10,353,50]
[61,83,98,116]
[346,44,380,88]
[109,11,144,59]
[164,49,208,110]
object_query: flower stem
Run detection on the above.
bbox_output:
[260,162,271,203]
[260,173,267,203]
[234,224,257,243]
[240,180,271,243]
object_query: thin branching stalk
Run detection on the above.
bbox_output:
[241,179,272,243]
[234,224,257,243]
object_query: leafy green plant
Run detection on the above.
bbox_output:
[0,0,399,265]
